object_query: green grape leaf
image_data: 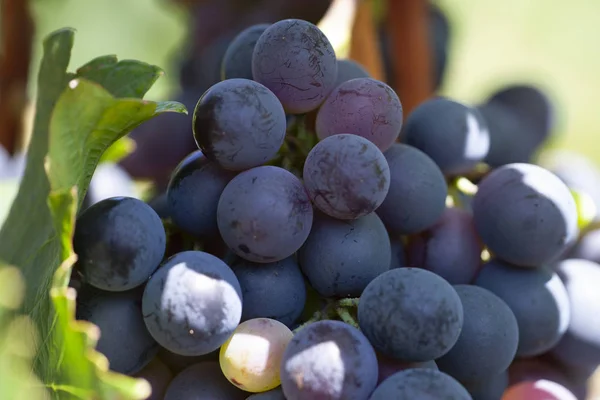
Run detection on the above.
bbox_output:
[0,28,187,399]
[99,136,136,164]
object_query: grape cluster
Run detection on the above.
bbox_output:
[74,16,600,400]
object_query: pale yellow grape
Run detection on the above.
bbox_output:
[219,318,293,393]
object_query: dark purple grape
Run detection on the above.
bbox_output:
[376,143,447,234]
[407,207,483,284]
[472,163,578,267]
[316,78,403,152]
[221,24,271,80]
[303,134,390,220]
[334,59,370,88]
[193,78,286,171]
[167,151,236,238]
[217,166,313,262]
[280,320,378,400]
[369,369,471,400]
[252,19,337,114]
[164,362,247,400]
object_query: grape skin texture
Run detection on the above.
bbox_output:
[220,318,293,392]
[303,134,390,220]
[297,211,391,297]
[252,19,337,114]
[164,362,247,400]
[167,151,236,238]
[376,143,447,235]
[377,352,438,385]
[217,166,313,262]
[280,320,378,400]
[551,259,600,369]
[369,369,472,400]
[222,24,271,80]
[472,163,578,267]
[231,256,306,327]
[74,197,166,291]
[474,259,570,357]
[246,388,286,399]
[142,251,243,356]
[315,78,403,152]
[358,268,464,362]
[192,78,286,170]
[133,358,174,400]
[334,59,370,88]
[407,207,483,284]
[436,285,519,382]
[402,98,490,175]
[76,288,158,375]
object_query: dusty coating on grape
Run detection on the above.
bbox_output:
[74,197,166,291]
[333,59,370,88]
[219,318,293,392]
[436,285,519,382]
[280,320,378,400]
[167,150,236,238]
[222,24,271,80]
[297,211,391,297]
[403,97,490,175]
[303,134,390,220]
[316,78,403,152]
[376,143,447,234]
[142,251,243,356]
[164,362,247,400]
[407,208,483,284]
[474,259,571,357]
[358,268,464,362]
[472,163,578,267]
[76,288,158,375]
[551,259,600,369]
[192,78,287,170]
[231,256,306,327]
[369,369,471,400]
[252,19,337,114]
[217,166,313,262]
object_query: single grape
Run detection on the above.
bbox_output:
[568,226,600,264]
[462,370,509,400]
[280,320,378,400]
[369,369,471,400]
[220,318,293,392]
[358,268,464,362]
[231,256,306,327]
[217,166,313,263]
[76,287,158,375]
[246,387,286,399]
[502,380,577,400]
[376,143,447,235]
[472,163,578,267]
[402,97,490,175]
[142,251,243,356]
[133,357,174,400]
[315,78,403,152]
[303,134,390,220]
[551,259,600,370]
[193,78,286,171]
[474,259,570,357]
[164,362,247,400]
[167,151,236,238]
[222,24,271,80]
[297,211,391,297]
[407,207,483,284]
[252,19,337,114]
[73,197,166,291]
[377,352,438,385]
[334,59,370,88]
[389,236,407,269]
[436,285,519,382]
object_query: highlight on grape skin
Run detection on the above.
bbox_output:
[252,18,337,114]
[302,133,391,220]
[502,380,578,400]
[315,77,403,152]
[219,318,293,393]
[192,78,287,171]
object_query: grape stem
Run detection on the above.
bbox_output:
[293,297,361,333]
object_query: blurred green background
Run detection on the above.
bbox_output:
[29,0,600,164]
